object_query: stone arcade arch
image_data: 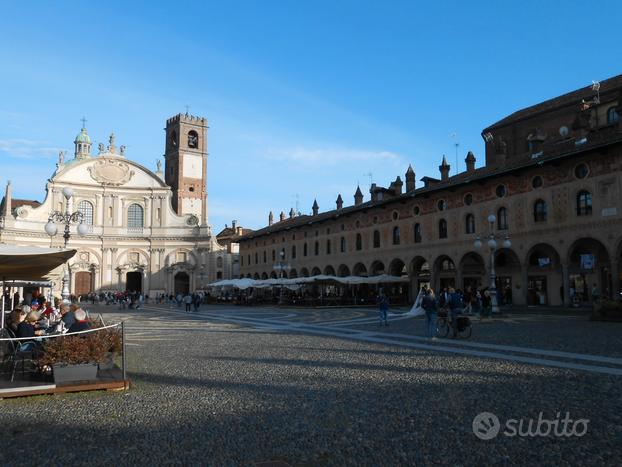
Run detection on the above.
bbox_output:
[352,263,368,277]
[337,264,350,277]
[567,238,611,302]
[433,255,456,291]
[300,268,310,277]
[289,268,298,278]
[370,261,385,276]
[459,252,486,292]
[387,258,409,304]
[493,248,521,306]
[324,265,336,276]
[525,243,562,306]
[410,256,431,292]
[311,267,322,276]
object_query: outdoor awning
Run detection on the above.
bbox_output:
[0,245,76,281]
[207,274,409,289]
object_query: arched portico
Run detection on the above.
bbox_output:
[433,255,456,291]
[311,266,322,276]
[300,268,310,277]
[493,248,521,306]
[337,264,350,277]
[567,238,611,302]
[324,265,336,276]
[525,243,562,306]
[459,252,485,292]
[370,260,385,276]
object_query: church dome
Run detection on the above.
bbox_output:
[74,127,91,144]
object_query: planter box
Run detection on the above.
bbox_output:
[98,353,115,371]
[53,363,98,384]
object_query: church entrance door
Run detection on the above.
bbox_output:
[175,272,190,295]
[126,271,142,293]
[75,272,92,296]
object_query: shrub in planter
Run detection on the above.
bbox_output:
[38,327,122,369]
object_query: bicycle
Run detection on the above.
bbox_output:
[436,309,472,338]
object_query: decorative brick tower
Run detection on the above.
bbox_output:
[164,113,208,224]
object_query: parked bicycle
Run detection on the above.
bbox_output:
[436,309,472,338]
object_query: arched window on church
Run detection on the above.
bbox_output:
[188,130,199,149]
[216,257,223,268]
[340,236,346,253]
[78,200,93,226]
[303,243,308,257]
[356,233,362,251]
[127,204,144,228]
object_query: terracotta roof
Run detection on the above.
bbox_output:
[484,73,622,132]
[240,126,622,241]
[0,197,41,213]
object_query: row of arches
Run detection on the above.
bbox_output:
[244,237,622,306]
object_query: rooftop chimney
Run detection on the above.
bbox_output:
[439,155,450,182]
[465,151,476,173]
[354,185,363,206]
[405,165,415,192]
[336,194,343,210]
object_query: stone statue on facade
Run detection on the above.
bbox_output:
[98,143,105,154]
[58,150,65,165]
[120,145,126,156]
[156,159,162,172]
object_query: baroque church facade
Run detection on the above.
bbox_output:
[0,113,237,297]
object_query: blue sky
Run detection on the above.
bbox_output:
[0,1,620,231]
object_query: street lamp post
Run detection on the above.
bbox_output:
[474,214,511,315]
[45,187,89,301]
[273,250,290,305]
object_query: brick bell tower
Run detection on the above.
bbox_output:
[164,113,208,224]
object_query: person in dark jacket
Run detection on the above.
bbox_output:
[447,287,464,338]
[16,311,44,338]
[68,308,91,334]
[422,288,438,338]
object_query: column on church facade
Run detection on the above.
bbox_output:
[95,194,102,225]
[144,196,152,229]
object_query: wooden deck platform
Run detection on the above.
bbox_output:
[0,366,130,399]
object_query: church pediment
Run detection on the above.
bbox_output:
[87,158,135,186]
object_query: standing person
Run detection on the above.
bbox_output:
[377,291,389,327]
[176,293,183,308]
[422,288,438,338]
[472,289,482,318]
[591,284,601,309]
[193,293,201,312]
[183,293,193,312]
[481,290,492,320]
[463,287,472,315]
[447,287,463,338]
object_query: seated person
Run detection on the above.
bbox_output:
[68,308,91,333]
[41,301,58,319]
[60,303,76,329]
[17,310,45,338]
[7,308,26,333]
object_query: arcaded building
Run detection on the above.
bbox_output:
[0,113,238,297]
[238,74,622,307]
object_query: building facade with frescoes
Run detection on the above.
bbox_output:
[238,75,622,307]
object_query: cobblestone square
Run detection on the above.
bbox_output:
[2,305,620,466]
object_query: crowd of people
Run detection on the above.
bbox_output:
[377,285,494,339]
[5,298,92,340]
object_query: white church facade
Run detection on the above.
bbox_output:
[0,113,238,298]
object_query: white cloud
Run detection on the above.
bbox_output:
[0,139,63,160]
[265,145,406,167]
